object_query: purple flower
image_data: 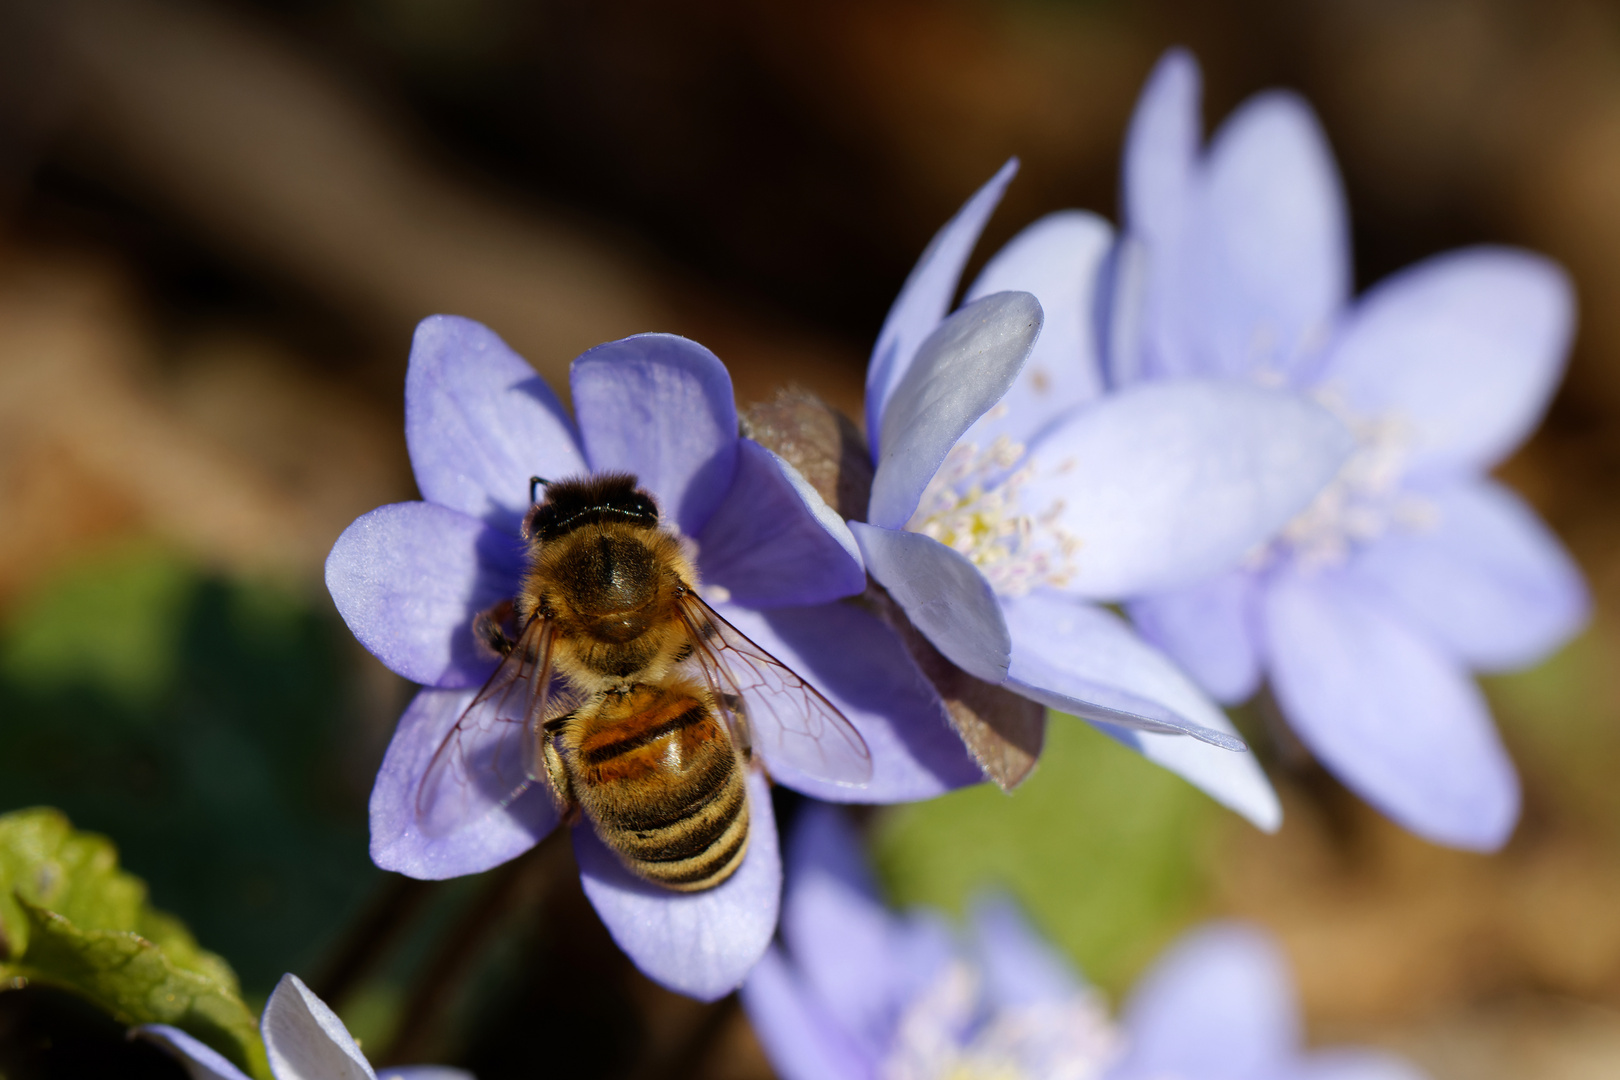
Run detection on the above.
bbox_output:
[138,973,469,1080]
[743,804,1428,1080]
[856,161,1356,829]
[1102,50,1589,849]
[326,318,975,999]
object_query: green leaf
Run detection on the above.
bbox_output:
[0,808,270,1079]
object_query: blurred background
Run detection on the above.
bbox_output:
[2,0,1619,1076]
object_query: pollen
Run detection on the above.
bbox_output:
[905,437,1080,598]
[1258,386,1437,573]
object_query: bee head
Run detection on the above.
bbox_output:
[523,473,659,544]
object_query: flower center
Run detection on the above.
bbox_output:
[1262,388,1436,572]
[883,963,1121,1080]
[905,433,1080,598]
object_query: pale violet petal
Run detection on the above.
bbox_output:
[325,502,526,688]
[1123,48,1203,255]
[133,1025,250,1080]
[1022,379,1352,599]
[262,974,375,1080]
[870,292,1043,529]
[850,523,1011,684]
[370,686,558,880]
[742,947,880,1080]
[1116,922,1298,1079]
[780,803,910,1058]
[571,333,740,537]
[716,602,982,803]
[867,160,1019,450]
[1350,478,1588,673]
[1128,570,1264,705]
[1263,570,1520,850]
[1001,593,1280,830]
[962,211,1114,446]
[697,439,864,607]
[1180,91,1350,382]
[377,1071,477,1080]
[969,895,1086,1007]
[1317,247,1575,476]
[575,770,780,1001]
[405,315,585,534]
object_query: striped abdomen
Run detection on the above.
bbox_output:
[565,683,749,892]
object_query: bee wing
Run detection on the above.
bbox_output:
[675,593,873,787]
[415,618,556,837]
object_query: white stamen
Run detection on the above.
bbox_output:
[883,962,1122,1080]
[904,437,1080,598]
[1255,386,1437,573]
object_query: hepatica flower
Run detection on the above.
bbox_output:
[139,973,469,1080]
[857,160,1354,828]
[327,317,978,999]
[1104,50,1589,849]
[744,804,1428,1080]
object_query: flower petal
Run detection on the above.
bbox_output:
[1001,593,1280,829]
[1178,91,1350,382]
[1123,48,1202,256]
[780,803,911,1057]
[571,333,740,537]
[716,601,983,802]
[1263,570,1520,850]
[1024,379,1352,599]
[850,523,1011,683]
[1128,569,1263,705]
[870,291,1044,529]
[369,686,558,879]
[405,315,585,534]
[133,1025,250,1080]
[262,974,375,1080]
[968,895,1085,1008]
[325,502,525,688]
[1116,922,1298,1079]
[575,769,780,1001]
[697,439,864,607]
[961,211,1114,445]
[1350,478,1588,672]
[742,947,880,1080]
[867,159,1019,451]
[1318,247,1575,476]
[377,1070,477,1080]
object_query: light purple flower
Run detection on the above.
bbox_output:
[137,973,470,1080]
[1104,49,1589,850]
[326,318,980,999]
[858,161,1356,829]
[743,804,1429,1080]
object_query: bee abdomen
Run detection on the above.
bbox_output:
[573,693,751,892]
[609,775,749,892]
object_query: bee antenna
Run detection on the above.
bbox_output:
[529,476,549,503]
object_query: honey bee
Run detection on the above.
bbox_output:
[418,473,872,891]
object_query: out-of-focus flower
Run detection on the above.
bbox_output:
[138,973,471,1080]
[743,805,1429,1080]
[855,162,1355,828]
[325,319,983,999]
[1105,50,1589,849]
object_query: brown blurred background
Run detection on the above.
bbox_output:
[3,1,1620,1077]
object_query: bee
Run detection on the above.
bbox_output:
[416,473,872,891]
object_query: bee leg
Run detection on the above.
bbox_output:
[473,600,518,657]
[540,715,579,821]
